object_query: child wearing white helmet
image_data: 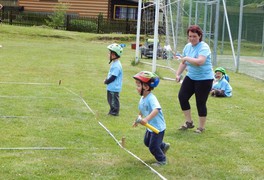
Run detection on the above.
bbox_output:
[104,43,123,116]
[210,67,232,97]
[132,71,170,166]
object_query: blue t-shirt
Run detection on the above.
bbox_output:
[138,93,166,132]
[182,41,214,80]
[107,60,123,92]
[212,78,232,97]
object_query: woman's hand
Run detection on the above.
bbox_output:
[175,74,183,83]
[181,57,187,64]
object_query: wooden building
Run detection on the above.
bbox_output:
[16,0,139,20]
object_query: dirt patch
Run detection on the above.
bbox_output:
[241,58,264,65]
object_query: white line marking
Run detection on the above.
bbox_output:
[0,147,66,150]
[62,87,95,115]
[140,61,176,72]
[0,116,29,118]
[0,95,57,99]
[0,82,54,85]
[98,121,167,180]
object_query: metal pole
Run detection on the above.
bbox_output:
[212,0,220,66]
[168,0,176,51]
[189,0,192,26]
[195,1,198,25]
[222,0,237,69]
[152,0,160,73]
[236,0,243,72]
[208,3,213,47]
[175,0,181,51]
[135,0,143,63]
[203,0,208,41]
[261,18,264,56]
[221,12,226,55]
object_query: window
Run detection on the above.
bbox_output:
[114,5,137,21]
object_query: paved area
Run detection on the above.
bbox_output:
[217,55,264,81]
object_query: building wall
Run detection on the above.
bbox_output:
[18,0,109,18]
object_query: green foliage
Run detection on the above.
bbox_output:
[70,19,97,33]
[15,12,48,25]
[97,13,104,33]
[45,3,68,29]
[226,0,264,6]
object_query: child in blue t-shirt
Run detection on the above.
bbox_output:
[132,71,170,166]
[211,67,232,97]
[104,43,123,116]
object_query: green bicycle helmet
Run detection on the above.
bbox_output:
[107,43,123,57]
[215,67,226,75]
[133,71,160,88]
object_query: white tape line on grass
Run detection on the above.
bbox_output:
[0,147,66,150]
[0,116,29,118]
[62,87,166,179]
[98,121,167,180]
[62,87,95,115]
[163,77,183,84]
[0,95,57,99]
[0,82,54,85]
[140,61,176,72]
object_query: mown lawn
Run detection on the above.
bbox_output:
[0,25,263,180]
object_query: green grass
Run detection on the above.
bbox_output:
[0,25,263,179]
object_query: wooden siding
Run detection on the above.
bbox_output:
[18,0,109,18]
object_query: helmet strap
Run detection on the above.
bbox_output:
[140,83,151,96]
[109,51,119,64]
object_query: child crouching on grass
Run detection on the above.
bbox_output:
[132,71,170,166]
[210,67,232,97]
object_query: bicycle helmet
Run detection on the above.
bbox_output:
[133,71,160,88]
[107,43,123,57]
[215,67,226,75]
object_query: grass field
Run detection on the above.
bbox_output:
[0,25,263,180]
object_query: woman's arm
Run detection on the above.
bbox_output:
[182,55,206,66]
[175,62,187,82]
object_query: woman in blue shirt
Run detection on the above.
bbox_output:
[175,25,214,133]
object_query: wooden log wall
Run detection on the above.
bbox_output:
[18,0,109,18]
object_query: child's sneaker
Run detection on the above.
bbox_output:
[151,161,167,167]
[162,143,170,154]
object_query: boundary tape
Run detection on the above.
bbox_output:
[0,147,66,150]
[98,121,167,180]
[71,87,167,180]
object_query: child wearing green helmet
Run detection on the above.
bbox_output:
[210,67,232,97]
[104,43,123,116]
[132,71,170,166]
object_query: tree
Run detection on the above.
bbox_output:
[46,3,69,29]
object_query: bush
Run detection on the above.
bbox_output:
[69,19,97,33]
[45,3,68,29]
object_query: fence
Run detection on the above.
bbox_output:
[0,10,138,34]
